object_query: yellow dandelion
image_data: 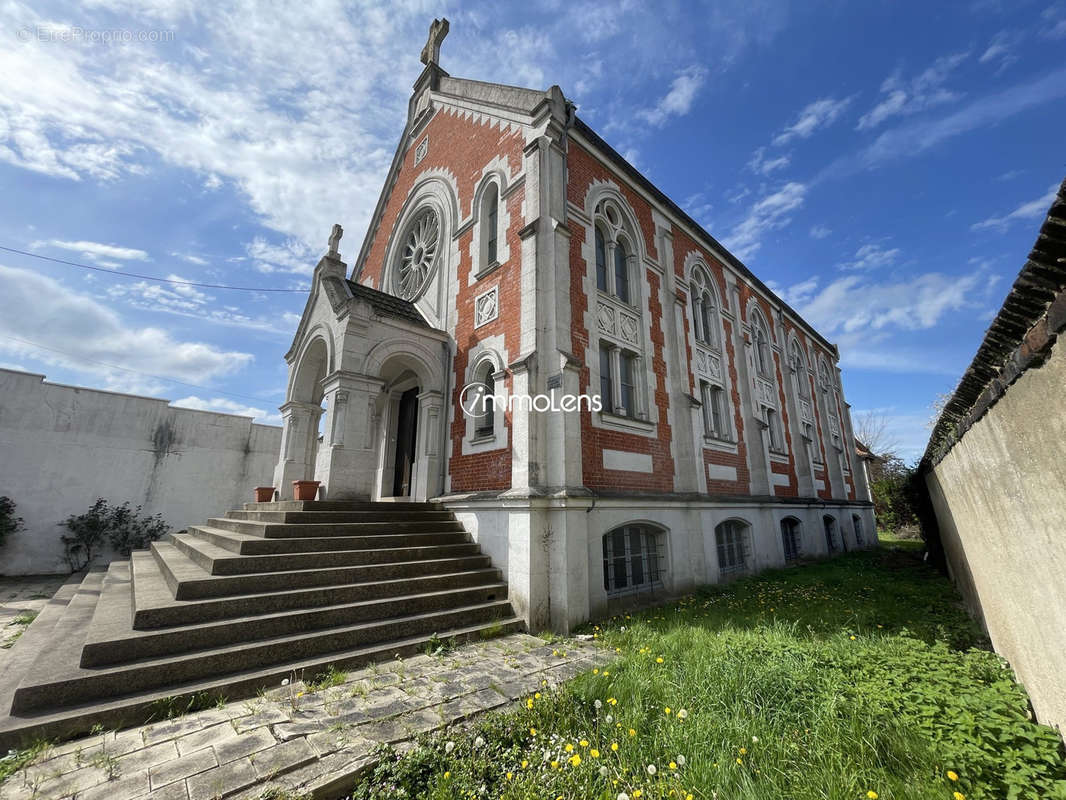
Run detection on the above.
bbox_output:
[739,747,747,755]
[629,728,637,737]
[580,739,589,748]
[850,635,857,641]
[526,699,534,709]
[565,743,574,752]
[656,657,664,664]
[444,771,451,779]
[535,692,541,699]
[633,792,642,799]
[570,754,582,767]
[594,668,600,674]
[866,793,878,800]
[947,771,959,782]
[664,707,672,715]
[953,793,966,800]
[530,727,537,736]
[591,749,600,758]
[736,758,743,765]
[521,760,528,768]
[611,742,619,751]
[550,760,559,769]
[506,772,513,781]
[669,761,677,770]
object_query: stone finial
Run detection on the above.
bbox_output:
[327,223,343,258]
[420,18,449,66]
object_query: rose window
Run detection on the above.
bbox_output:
[394,208,439,299]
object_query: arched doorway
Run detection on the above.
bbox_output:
[274,335,330,493]
[391,386,420,497]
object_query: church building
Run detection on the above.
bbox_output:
[275,20,875,632]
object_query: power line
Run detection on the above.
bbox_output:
[0,245,311,293]
[1,334,281,407]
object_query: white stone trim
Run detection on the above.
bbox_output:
[707,464,738,482]
[603,449,654,473]
[474,285,499,328]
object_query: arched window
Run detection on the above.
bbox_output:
[823,515,838,553]
[752,314,772,377]
[602,525,664,596]
[475,363,495,438]
[595,227,608,292]
[484,186,499,266]
[852,514,864,546]
[789,340,810,401]
[690,267,720,349]
[766,407,785,453]
[715,519,751,575]
[614,239,631,303]
[780,517,802,563]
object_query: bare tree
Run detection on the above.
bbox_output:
[852,410,901,459]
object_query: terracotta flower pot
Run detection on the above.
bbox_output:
[254,486,276,503]
[292,480,321,502]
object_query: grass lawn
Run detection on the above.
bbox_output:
[877,530,925,554]
[351,549,1066,800]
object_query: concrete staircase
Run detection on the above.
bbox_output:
[0,500,519,748]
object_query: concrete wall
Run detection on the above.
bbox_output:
[925,334,1066,736]
[0,369,282,575]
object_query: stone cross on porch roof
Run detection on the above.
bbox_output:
[420,17,449,66]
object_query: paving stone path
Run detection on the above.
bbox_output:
[0,633,606,800]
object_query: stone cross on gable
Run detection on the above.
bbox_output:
[327,223,343,258]
[420,17,449,66]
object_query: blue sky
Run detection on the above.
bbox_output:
[0,1,1063,461]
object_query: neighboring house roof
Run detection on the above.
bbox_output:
[922,177,1066,467]
[346,279,430,328]
[855,439,875,460]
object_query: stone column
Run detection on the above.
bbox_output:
[313,371,385,500]
[413,389,444,500]
[273,401,323,497]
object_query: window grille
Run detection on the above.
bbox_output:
[602,526,664,596]
[823,516,838,553]
[485,189,499,265]
[715,520,750,575]
[781,518,801,562]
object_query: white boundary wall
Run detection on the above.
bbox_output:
[0,369,281,575]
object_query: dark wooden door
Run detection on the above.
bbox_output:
[392,388,419,496]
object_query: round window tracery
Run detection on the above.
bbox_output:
[394,207,440,300]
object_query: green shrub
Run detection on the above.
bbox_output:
[60,498,170,571]
[0,496,24,548]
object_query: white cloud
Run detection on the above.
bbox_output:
[636,65,708,127]
[1041,3,1066,38]
[247,237,316,275]
[172,395,282,426]
[857,51,969,130]
[971,183,1059,231]
[777,267,987,340]
[722,182,806,260]
[748,147,791,176]
[839,243,901,271]
[979,30,1020,73]
[0,263,253,394]
[171,251,209,266]
[827,67,1066,175]
[772,96,853,146]
[809,225,832,240]
[34,239,149,263]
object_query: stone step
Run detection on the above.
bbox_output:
[82,580,509,666]
[151,540,493,600]
[228,509,455,524]
[210,516,464,538]
[187,524,470,555]
[11,600,515,713]
[0,616,523,749]
[171,532,483,575]
[131,548,502,628]
[242,500,444,512]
